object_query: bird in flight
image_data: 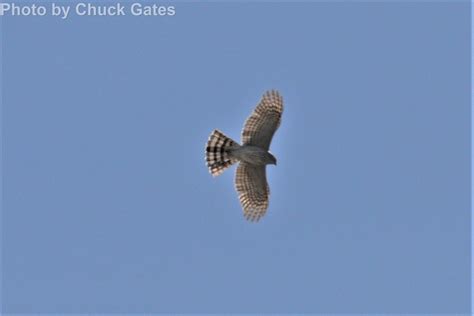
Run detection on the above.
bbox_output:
[205,90,283,222]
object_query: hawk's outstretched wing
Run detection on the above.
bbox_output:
[235,163,269,222]
[241,90,283,150]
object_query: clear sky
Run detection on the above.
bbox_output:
[2,1,471,314]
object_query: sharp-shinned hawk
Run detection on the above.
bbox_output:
[205,90,283,222]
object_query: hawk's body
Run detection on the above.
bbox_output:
[230,145,276,166]
[205,90,283,222]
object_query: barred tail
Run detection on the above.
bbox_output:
[205,129,239,177]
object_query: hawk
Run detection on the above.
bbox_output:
[205,90,283,221]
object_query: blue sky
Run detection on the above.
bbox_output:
[1,1,471,314]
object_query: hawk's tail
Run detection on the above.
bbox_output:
[205,129,239,177]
